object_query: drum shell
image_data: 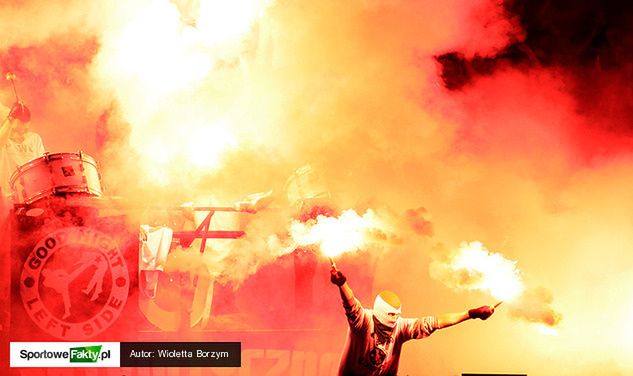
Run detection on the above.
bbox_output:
[9,152,104,205]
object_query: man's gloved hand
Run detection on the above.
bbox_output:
[468,305,494,320]
[330,267,346,286]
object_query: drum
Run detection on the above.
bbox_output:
[10,152,104,205]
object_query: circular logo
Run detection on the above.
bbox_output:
[20,227,129,340]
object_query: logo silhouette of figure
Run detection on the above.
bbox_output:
[41,252,108,319]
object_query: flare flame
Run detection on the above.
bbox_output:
[289,209,388,258]
[432,241,524,301]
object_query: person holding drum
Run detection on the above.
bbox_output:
[0,101,45,199]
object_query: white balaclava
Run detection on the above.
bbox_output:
[372,290,401,328]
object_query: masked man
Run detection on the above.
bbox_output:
[330,266,495,376]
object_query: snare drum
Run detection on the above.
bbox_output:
[10,152,104,205]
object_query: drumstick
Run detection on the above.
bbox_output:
[5,72,20,101]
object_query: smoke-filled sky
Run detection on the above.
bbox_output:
[2,0,633,375]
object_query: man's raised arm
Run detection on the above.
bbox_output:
[330,266,354,305]
[436,305,495,329]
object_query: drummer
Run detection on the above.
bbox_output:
[0,100,45,354]
[0,101,45,199]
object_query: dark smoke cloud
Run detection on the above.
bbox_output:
[439,0,633,82]
[505,0,633,70]
[436,0,633,156]
[505,0,633,138]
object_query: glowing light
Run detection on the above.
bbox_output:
[185,121,237,168]
[102,1,210,97]
[127,119,237,182]
[623,295,633,353]
[99,0,272,95]
[145,165,172,187]
[140,138,174,164]
[535,324,558,336]
[93,0,273,185]
[289,209,386,258]
[449,241,524,301]
[197,0,273,47]
[131,137,174,186]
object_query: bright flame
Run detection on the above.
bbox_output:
[449,241,524,301]
[289,209,386,258]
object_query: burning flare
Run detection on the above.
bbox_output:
[430,241,524,301]
[289,209,388,259]
[431,242,563,331]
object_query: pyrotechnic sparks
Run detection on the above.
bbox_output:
[430,241,524,301]
[289,209,389,259]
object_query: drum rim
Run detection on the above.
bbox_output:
[52,185,103,196]
[14,189,53,206]
[16,187,104,206]
[45,152,98,163]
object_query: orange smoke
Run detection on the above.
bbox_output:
[509,286,562,328]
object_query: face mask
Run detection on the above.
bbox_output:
[372,290,401,328]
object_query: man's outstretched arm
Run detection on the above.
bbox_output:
[436,305,495,329]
